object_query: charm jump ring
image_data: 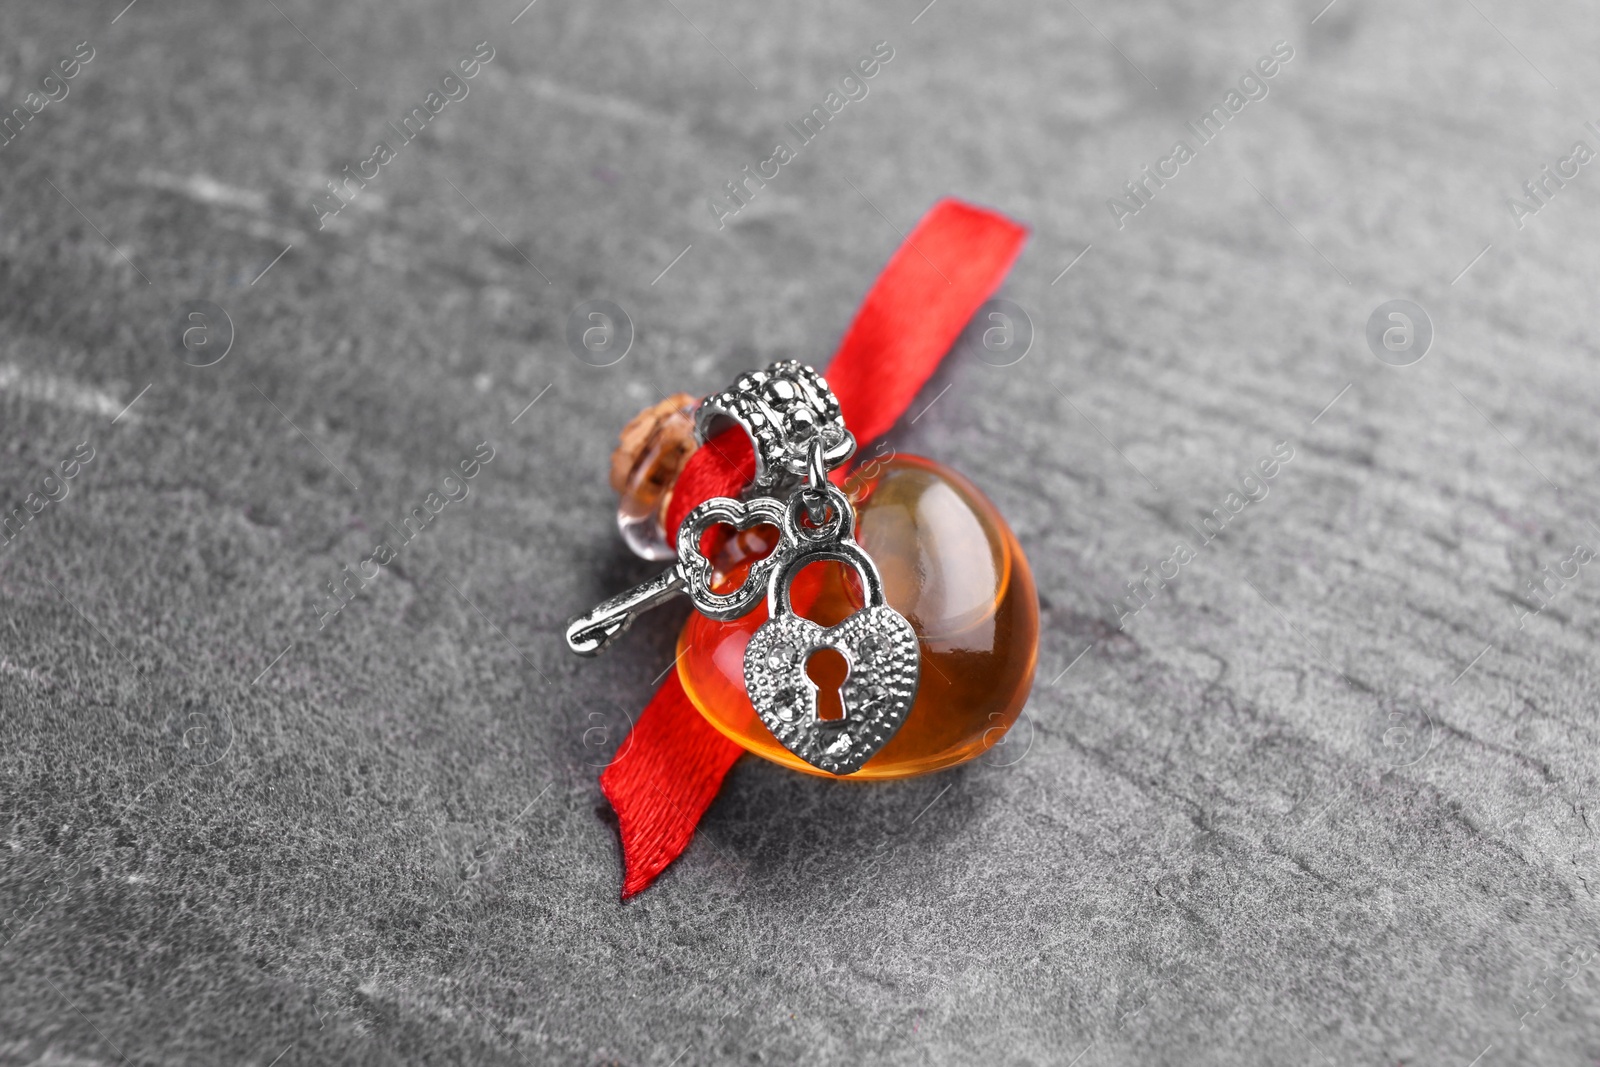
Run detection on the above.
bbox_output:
[801,435,831,525]
[784,481,852,545]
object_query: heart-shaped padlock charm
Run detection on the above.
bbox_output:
[743,492,920,775]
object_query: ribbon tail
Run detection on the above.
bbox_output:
[600,671,744,899]
[825,196,1030,444]
[605,197,1030,897]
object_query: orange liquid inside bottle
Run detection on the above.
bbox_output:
[678,454,1038,778]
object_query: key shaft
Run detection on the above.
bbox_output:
[565,566,687,656]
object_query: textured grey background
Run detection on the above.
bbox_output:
[3,0,1599,1063]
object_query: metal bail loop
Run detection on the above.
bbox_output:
[693,360,856,494]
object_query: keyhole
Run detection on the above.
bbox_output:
[805,648,849,721]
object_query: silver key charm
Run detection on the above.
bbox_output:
[565,495,790,655]
[742,481,920,775]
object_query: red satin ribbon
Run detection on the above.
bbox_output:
[601,198,1028,898]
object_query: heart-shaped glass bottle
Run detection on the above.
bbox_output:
[678,454,1038,778]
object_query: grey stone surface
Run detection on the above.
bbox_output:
[3,0,1599,1063]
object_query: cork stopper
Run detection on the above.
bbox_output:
[610,393,698,537]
